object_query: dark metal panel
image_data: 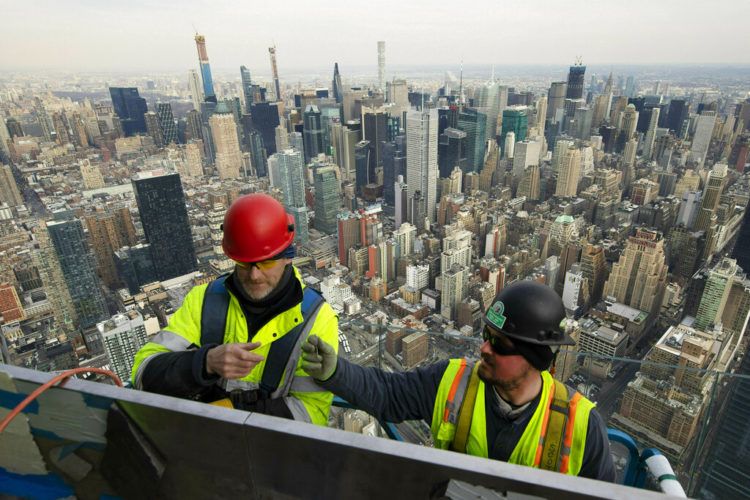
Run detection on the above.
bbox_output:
[1,364,676,500]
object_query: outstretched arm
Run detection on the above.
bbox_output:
[302,335,448,423]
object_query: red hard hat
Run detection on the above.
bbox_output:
[222,193,295,262]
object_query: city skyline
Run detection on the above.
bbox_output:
[2,0,750,72]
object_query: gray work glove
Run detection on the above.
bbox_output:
[301,335,338,381]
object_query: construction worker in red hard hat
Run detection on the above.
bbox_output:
[301,281,615,481]
[132,193,338,425]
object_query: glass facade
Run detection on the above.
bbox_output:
[132,172,197,281]
[47,218,108,329]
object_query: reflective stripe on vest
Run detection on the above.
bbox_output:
[431,363,594,476]
[200,275,325,398]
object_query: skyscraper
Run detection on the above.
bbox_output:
[457,108,487,172]
[354,140,371,193]
[144,112,164,146]
[603,228,668,317]
[276,150,308,244]
[579,244,607,306]
[327,63,343,106]
[303,105,324,163]
[0,118,11,160]
[547,81,567,121]
[97,311,148,382]
[555,145,581,198]
[194,33,216,103]
[269,45,281,102]
[694,163,728,231]
[382,136,405,206]
[690,110,717,167]
[516,164,541,201]
[156,103,178,145]
[362,107,388,180]
[441,264,468,320]
[642,107,661,160]
[694,257,740,332]
[240,65,254,113]
[47,217,108,329]
[616,104,639,152]
[109,87,147,136]
[565,61,586,100]
[377,41,386,91]
[209,102,243,179]
[406,108,438,223]
[667,99,688,137]
[500,106,528,152]
[0,164,23,208]
[438,128,467,177]
[132,171,197,281]
[84,206,137,288]
[511,140,541,179]
[249,102,280,155]
[188,70,203,111]
[313,166,340,234]
[475,81,506,140]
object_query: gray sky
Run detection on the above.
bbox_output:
[2,0,749,73]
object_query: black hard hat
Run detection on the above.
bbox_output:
[483,281,576,346]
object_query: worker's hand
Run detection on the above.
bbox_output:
[206,342,265,379]
[301,335,337,381]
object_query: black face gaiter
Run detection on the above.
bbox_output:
[513,341,554,371]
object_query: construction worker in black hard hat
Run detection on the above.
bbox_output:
[301,280,615,481]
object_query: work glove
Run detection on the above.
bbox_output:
[301,335,337,381]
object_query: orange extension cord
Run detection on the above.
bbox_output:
[0,367,123,434]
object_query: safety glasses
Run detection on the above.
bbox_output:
[233,258,283,271]
[482,326,520,356]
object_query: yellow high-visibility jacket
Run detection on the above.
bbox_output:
[131,268,338,426]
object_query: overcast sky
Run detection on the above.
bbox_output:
[2,0,749,73]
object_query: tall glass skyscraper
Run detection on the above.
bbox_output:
[313,166,340,234]
[132,171,197,281]
[156,103,178,144]
[276,150,308,244]
[47,218,108,329]
[363,108,388,181]
[565,63,586,100]
[303,105,324,163]
[109,87,147,136]
[500,106,529,154]
[457,108,487,172]
[382,136,405,206]
[332,63,343,104]
[240,65,253,113]
[250,102,280,155]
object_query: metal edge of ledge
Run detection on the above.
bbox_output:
[1,364,682,499]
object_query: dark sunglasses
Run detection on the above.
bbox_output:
[482,327,520,356]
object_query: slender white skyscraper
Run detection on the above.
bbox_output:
[406,108,438,222]
[377,41,386,91]
[188,70,203,111]
[642,107,660,161]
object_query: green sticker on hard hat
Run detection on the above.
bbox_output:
[487,301,507,329]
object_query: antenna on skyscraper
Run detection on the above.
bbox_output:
[490,64,495,83]
[575,56,583,66]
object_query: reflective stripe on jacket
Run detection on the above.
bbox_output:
[431,358,594,476]
[131,267,338,426]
